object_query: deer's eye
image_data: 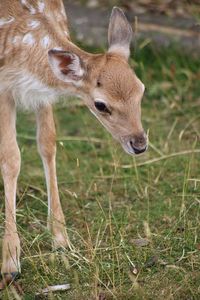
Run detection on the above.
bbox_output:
[94,101,111,114]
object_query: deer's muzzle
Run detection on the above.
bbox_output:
[121,132,148,155]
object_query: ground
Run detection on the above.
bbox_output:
[0,44,200,299]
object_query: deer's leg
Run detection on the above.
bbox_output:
[36,105,69,249]
[0,93,21,278]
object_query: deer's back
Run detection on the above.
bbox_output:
[0,0,71,110]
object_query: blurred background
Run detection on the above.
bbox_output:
[64,0,200,53]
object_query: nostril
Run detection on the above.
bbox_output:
[130,140,134,147]
[129,140,146,154]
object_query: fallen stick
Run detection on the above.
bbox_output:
[36,284,71,295]
[107,149,200,169]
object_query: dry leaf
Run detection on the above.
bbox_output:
[132,238,150,247]
[144,255,158,268]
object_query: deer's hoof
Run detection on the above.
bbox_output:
[1,272,20,280]
[0,272,20,290]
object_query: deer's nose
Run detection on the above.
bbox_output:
[129,133,147,155]
[130,142,147,154]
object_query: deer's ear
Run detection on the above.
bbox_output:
[108,7,133,60]
[48,49,85,84]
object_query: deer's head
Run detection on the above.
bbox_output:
[48,7,147,155]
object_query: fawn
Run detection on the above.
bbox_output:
[0,0,147,283]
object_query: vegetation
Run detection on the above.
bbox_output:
[0,43,200,299]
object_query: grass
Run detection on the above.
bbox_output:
[0,43,200,299]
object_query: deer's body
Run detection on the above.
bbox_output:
[0,0,147,285]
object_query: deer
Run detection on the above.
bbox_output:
[0,0,147,285]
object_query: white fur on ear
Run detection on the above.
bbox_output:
[108,44,130,60]
[108,7,133,60]
[48,49,85,84]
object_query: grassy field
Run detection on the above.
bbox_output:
[0,43,200,299]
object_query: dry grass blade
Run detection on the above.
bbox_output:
[108,149,200,169]
[17,134,107,144]
[132,238,149,247]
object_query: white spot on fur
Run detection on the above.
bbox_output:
[23,33,35,45]
[28,20,40,29]
[38,1,45,13]
[41,35,51,48]
[30,8,36,14]
[12,36,21,45]
[0,17,15,26]
[21,0,36,14]
[21,0,27,5]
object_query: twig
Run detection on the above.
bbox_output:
[36,284,71,295]
[108,149,200,169]
[17,134,107,144]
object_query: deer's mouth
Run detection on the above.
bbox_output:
[121,144,147,155]
[120,133,148,155]
[121,142,147,155]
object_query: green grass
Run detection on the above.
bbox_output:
[0,43,200,299]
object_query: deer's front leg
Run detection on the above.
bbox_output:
[0,94,21,279]
[36,105,69,249]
